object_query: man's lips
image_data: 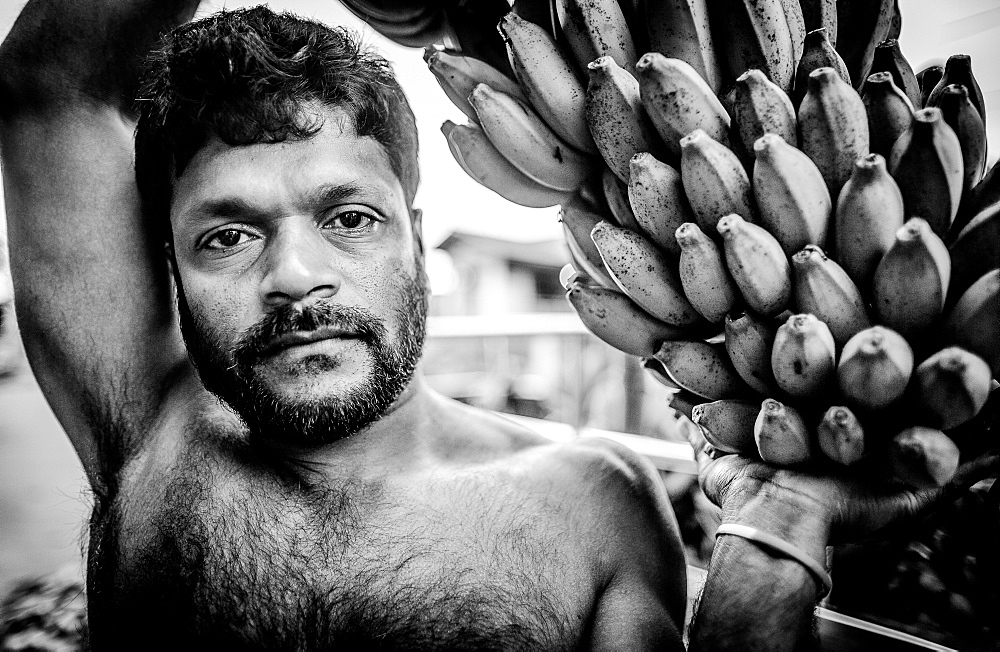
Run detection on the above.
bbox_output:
[257,326,361,358]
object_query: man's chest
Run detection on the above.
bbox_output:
[90,445,598,650]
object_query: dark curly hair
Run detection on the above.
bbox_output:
[134,6,419,244]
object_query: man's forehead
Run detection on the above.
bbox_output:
[171,109,405,217]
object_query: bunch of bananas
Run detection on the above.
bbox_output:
[425,0,999,489]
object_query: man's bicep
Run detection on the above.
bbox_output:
[589,579,686,651]
[572,439,690,649]
[1,107,186,477]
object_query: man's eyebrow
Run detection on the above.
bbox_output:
[185,183,374,221]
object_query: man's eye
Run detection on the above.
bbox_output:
[204,229,253,250]
[328,211,375,230]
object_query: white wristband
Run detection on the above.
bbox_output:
[715,523,833,600]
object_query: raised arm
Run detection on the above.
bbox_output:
[0,0,200,488]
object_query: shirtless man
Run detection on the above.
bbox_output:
[1,0,986,650]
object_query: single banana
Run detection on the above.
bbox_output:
[675,223,738,323]
[681,129,757,233]
[799,0,837,47]
[717,213,791,316]
[560,199,619,289]
[797,66,870,199]
[779,0,807,67]
[601,166,642,231]
[793,28,850,106]
[649,340,752,400]
[861,72,914,160]
[937,84,987,194]
[628,152,696,257]
[791,245,870,347]
[731,69,797,166]
[424,47,526,124]
[944,268,1000,376]
[888,107,964,240]
[590,220,703,326]
[636,53,731,160]
[710,0,798,95]
[566,281,689,356]
[585,56,664,182]
[817,405,865,465]
[947,206,1000,304]
[442,121,572,208]
[554,0,637,74]
[752,133,832,256]
[917,64,944,109]
[956,160,1000,239]
[834,153,905,291]
[834,0,895,88]
[771,313,837,399]
[725,309,780,395]
[865,39,921,111]
[926,54,986,130]
[754,398,812,465]
[645,0,723,93]
[469,83,595,192]
[838,326,914,410]
[691,399,760,455]
[872,217,951,339]
[889,426,960,489]
[915,346,993,431]
[499,12,597,154]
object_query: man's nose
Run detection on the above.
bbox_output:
[259,225,340,306]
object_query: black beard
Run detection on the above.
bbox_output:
[176,271,428,447]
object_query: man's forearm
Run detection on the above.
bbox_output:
[0,0,200,115]
[689,488,831,651]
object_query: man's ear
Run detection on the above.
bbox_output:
[411,208,424,256]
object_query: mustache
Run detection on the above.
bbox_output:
[232,301,386,366]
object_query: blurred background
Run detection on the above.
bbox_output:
[1,0,999,608]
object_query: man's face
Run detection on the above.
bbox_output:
[169,107,427,446]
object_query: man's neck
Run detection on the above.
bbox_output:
[256,374,438,482]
